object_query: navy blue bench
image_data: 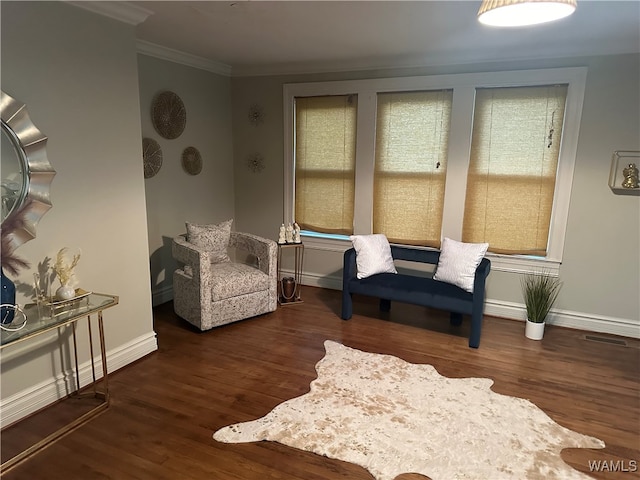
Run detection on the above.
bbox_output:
[341,246,491,348]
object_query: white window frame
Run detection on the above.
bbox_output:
[283,67,587,275]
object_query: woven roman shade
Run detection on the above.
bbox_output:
[462,85,568,255]
[373,90,453,247]
[294,95,357,235]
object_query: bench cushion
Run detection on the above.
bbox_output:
[348,273,474,315]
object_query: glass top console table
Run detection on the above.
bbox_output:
[0,292,119,473]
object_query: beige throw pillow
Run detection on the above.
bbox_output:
[186,219,233,263]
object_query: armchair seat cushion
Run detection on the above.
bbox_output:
[210,263,271,302]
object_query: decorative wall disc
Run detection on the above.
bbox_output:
[142,137,163,179]
[246,153,265,173]
[182,146,202,175]
[248,103,264,126]
[151,91,186,139]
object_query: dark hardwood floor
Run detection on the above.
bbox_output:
[2,286,639,479]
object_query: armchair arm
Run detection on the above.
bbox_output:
[172,235,215,323]
[172,235,214,280]
[230,232,277,278]
[231,232,277,312]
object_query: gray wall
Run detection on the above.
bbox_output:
[1,2,156,423]
[231,54,640,337]
[137,55,234,306]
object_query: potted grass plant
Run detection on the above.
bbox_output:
[521,271,562,340]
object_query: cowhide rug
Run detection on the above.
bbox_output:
[214,340,604,480]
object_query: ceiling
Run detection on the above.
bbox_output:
[110,1,640,76]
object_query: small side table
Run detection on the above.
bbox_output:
[277,242,304,305]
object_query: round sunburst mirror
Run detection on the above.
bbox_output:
[1,90,56,250]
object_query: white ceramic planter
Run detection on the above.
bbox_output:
[55,284,76,301]
[525,319,545,340]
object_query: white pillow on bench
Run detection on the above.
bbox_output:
[434,237,489,293]
[350,234,397,279]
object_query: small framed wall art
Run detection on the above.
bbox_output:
[608,150,640,195]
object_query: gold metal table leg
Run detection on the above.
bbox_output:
[0,309,111,474]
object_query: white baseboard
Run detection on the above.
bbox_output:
[294,270,640,340]
[484,299,640,339]
[152,284,173,306]
[0,332,158,428]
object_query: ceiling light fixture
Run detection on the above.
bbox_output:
[478,0,577,27]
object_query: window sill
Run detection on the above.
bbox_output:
[300,233,560,276]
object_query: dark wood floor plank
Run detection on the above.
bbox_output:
[2,286,638,479]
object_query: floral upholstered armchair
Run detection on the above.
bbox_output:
[172,219,278,331]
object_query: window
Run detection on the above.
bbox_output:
[295,95,357,235]
[283,68,586,273]
[463,85,568,256]
[374,90,452,247]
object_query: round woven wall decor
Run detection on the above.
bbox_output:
[142,137,163,179]
[151,91,186,139]
[182,146,202,175]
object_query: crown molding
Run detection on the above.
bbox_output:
[67,1,153,25]
[136,40,232,77]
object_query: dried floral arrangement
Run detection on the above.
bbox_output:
[53,247,81,287]
[0,208,30,277]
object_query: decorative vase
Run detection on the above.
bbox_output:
[525,319,545,340]
[1,268,16,324]
[280,277,296,303]
[56,284,76,301]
